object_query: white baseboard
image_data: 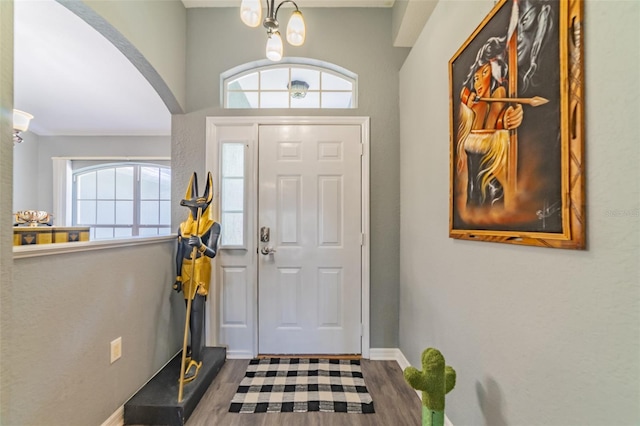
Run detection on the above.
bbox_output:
[100,405,123,426]
[370,348,454,426]
[369,347,412,369]
[226,349,254,359]
[445,414,454,426]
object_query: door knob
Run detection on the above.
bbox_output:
[260,246,277,255]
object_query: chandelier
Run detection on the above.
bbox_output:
[240,0,306,62]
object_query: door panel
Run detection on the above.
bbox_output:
[258,125,362,354]
[318,176,342,245]
[221,266,248,325]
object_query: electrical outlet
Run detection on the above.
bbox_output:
[110,337,122,364]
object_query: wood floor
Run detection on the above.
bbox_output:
[186,359,422,426]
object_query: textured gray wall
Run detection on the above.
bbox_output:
[174,7,410,348]
[399,0,640,425]
[6,243,181,426]
[0,0,16,419]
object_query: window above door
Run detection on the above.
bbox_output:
[222,59,358,109]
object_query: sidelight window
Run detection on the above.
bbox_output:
[219,142,246,247]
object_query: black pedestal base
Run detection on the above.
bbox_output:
[124,346,226,425]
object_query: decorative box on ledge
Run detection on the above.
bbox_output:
[13,226,90,246]
[13,210,90,246]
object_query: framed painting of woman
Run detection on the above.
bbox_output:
[449,0,585,249]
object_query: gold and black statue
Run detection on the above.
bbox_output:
[174,172,221,400]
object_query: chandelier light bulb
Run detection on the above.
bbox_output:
[266,31,284,61]
[240,0,307,61]
[286,10,305,46]
[240,0,262,27]
[13,109,34,132]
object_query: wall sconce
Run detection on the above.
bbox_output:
[240,0,306,62]
[13,109,33,144]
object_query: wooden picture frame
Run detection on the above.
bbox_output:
[449,0,585,249]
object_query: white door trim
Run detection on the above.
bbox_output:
[205,116,370,359]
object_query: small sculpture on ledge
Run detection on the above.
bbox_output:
[14,210,53,227]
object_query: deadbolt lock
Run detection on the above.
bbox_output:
[260,226,270,242]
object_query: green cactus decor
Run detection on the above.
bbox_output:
[404,348,456,426]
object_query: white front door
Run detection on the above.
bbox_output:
[257,125,362,355]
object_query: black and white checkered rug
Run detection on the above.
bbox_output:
[229,358,375,414]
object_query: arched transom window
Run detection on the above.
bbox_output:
[222,59,357,109]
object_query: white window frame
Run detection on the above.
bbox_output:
[52,157,170,232]
[221,57,358,109]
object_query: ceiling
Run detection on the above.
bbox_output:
[13,0,396,137]
[14,0,172,136]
